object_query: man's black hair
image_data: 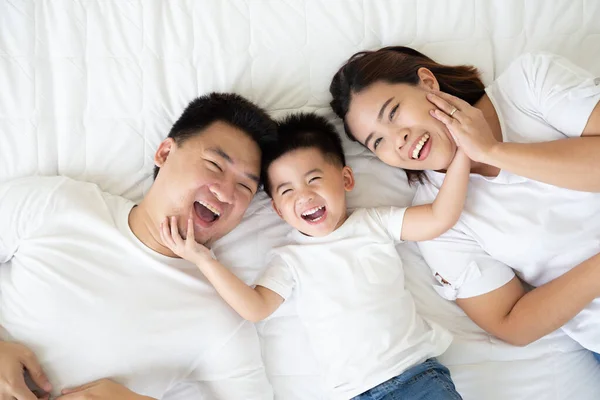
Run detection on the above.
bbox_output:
[154,92,276,180]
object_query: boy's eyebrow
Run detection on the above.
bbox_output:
[207,146,260,183]
[274,168,324,193]
[366,96,394,149]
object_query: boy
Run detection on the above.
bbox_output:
[160,113,469,399]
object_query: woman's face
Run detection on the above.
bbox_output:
[345,70,457,171]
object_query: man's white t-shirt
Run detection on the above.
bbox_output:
[413,52,600,352]
[255,207,452,400]
[0,176,272,399]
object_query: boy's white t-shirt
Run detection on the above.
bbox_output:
[0,176,271,399]
[413,52,600,352]
[255,207,453,400]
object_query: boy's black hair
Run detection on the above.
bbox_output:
[154,92,277,180]
[262,112,346,197]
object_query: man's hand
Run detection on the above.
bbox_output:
[56,379,154,400]
[0,341,52,400]
[160,216,212,265]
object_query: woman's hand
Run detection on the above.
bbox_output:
[160,216,212,265]
[427,90,499,163]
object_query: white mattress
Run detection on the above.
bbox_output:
[2,1,600,399]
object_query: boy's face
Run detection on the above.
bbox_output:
[268,147,354,237]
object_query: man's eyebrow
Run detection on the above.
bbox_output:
[207,147,259,184]
[246,173,260,184]
[207,147,232,163]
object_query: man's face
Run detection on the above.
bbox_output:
[154,121,261,246]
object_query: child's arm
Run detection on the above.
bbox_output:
[160,216,284,322]
[400,149,471,242]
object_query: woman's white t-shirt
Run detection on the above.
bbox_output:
[413,52,600,352]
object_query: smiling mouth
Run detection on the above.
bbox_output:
[301,206,326,222]
[411,133,430,160]
[194,201,221,223]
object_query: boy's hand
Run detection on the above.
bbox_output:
[160,216,212,265]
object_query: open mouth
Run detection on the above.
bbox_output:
[301,206,326,223]
[411,133,430,160]
[194,200,221,223]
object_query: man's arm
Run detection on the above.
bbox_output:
[56,379,155,400]
[401,149,470,242]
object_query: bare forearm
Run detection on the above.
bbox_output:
[501,253,600,345]
[197,259,271,322]
[402,153,469,241]
[485,137,600,192]
[431,151,470,230]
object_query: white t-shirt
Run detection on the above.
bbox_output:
[255,207,452,400]
[0,176,272,399]
[413,52,600,352]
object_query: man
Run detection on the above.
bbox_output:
[0,93,277,400]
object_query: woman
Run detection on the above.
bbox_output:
[329,46,600,360]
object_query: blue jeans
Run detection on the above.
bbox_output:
[593,352,600,363]
[353,358,462,400]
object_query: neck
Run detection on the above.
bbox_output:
[469,94,503,177]
[128,189,179,257]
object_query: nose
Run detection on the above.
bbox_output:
[209,181,235,204]
[297,188,315,205]
[394,129,409,149]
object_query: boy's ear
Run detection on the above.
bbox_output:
[271,199,284,219]
[154,138,176,167]
[417,67,440,91]
[342,166,355,192]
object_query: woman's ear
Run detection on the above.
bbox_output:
[417,67,440,91]
[154,138,176,168]
[271,199,284,219]
[342,166,356,192]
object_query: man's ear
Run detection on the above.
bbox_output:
[271,199,284,219]
[154,138,176,168]
[342,166,355,192]
[417,67,440,91]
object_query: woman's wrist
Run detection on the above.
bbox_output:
[480,140,504,166]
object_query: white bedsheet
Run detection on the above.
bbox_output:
[1,1,600,399]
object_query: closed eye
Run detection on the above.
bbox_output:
[207,160,223,172]
[373,137,382,150]
[238,182,254,194]
[389,103,399,121]
[308,177,321,184]
[281,188,292,196]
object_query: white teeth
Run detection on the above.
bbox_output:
[199,200,220,217]
[301,206,324,217]
[412,133,430,160]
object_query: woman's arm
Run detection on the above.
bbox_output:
[160,216,284,322]
[401,149,470,242]
[429,91,600,192]
[457,252,600,346]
